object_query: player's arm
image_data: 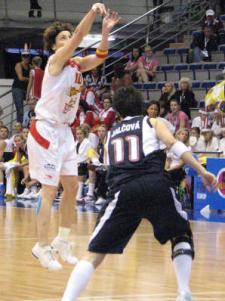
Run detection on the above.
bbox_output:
[150,118,217,191]
[76,10,120,73]
[49,3,107,75]
[15,63,29,81]
[26,70,33,101]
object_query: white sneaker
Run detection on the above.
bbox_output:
[83,195,94,203]
[17,188,30,198]
[51,237,78,265]
[32,242,62,270]
[24,191,39,199]
[95,197,106,205]
[176,292,195,301]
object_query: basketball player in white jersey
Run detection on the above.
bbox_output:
[27,4,120,270]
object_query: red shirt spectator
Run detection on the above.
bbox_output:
[26,56,44,101]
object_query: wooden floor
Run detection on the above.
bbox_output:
[0,205,225,301]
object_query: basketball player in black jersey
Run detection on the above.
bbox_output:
[61,87,217,301]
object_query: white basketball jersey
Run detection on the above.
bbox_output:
[35,57,83,125]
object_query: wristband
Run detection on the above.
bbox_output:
[96,48,108,59]
[170,141,189,159]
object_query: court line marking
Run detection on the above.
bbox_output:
[23,291,225,301]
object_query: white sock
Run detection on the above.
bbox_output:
[76,182,84,199]
[62,260,94,301]
[57,227,71,241]
[173,242,192,294]
[87,183,95,197]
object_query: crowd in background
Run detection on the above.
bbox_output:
[0,8,224,205]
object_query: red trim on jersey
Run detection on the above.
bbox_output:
[65,59,81,70]
[29,120,50,149]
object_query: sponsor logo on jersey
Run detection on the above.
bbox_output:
[111,121,140,138]
[44,163,56,171]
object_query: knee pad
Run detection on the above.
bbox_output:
[171,234,195,260]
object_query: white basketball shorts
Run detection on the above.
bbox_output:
[27,120,77,186]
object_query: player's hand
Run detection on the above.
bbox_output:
[103,10,121,32]
[201,171,217,192]
[92,3,107,15]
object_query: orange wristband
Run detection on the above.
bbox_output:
[96,48,108,59]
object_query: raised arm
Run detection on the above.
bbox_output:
[49,3,107,75]
[150,118,217,191]
[76,10,120,73]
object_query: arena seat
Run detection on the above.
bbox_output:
[166,71,180,82]
[175,64,189,71]
[161,65,174,71]
[201,80,216,90]
[155,71,166,82]
[192,81,201,89]
[179,70,194,80]
[194,69,209,80]
[209,69,222,80]
[211,51,225,62]
[148,89,161,100]
[189,63,203,70]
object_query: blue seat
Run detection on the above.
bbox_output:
[177,48,189,55]
[157,82,166,90]
[220,15,225,21]
[219,63,225,69]
[161,65,174,71]
[143,83,157,90]
[203,63,217,70]
[192,81,201,89]
[163,48,176,55]
[133,83,143,89]
[201,81,216,90]
[175,64,189,70]
[192,31,201,38]
[189,63,202,70]
[174,82,179,89]
[219,44,225,53]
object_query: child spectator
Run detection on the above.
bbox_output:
[201,128,220,152]
[26,56,44,101]
[189,127,205,152]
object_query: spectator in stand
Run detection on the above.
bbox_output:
[219,128,225,156]
[189,127,205,152]
[111,64,133,93]
[124,47,141,82]
[81,85,102,115]
[159,82,176,113]
[191,109,213,130]
[12,50,31,123]
[174,77,197,119]
[95,124,108,205]
[98,94,116,129]
[191,25,218,62]
[201,128,219,152]
[202,9,225,44]
[167,99,190,131]
[22,98,36,128]
[211,109,225,136]
[26,56,44,102]
[137,45,159,82]
[85,67,107,97]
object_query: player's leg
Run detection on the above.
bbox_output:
[32,184,62,270]
[51,175,78,264]
[61,251,105,301]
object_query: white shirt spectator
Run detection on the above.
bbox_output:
[75,138,91,164]
[220,138,225,156]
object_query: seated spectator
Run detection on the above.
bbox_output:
[23,98,36,128]
[71,101,97,130]
[174,77,197,119]
[166,128,191,188]
[189,127,205,152]
[98,94,116,129]
[85,67,107,97]
[81,124,99,150]
[201,128,220,152]
[191,25,218,62]
[26,56,44,102]
[124,47,141,82]
[211,110,225,136]
[202,9,225,44]
[111,64,133,93]
[81,85,102,114]
[158,82,176,113]
[167,99,190,131]
[137,45,159,82]
[191,109,213,130]
[219,128,225,156]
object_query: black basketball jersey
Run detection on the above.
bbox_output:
[107,116,166,190]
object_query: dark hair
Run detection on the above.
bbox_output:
[43,22,74,52]
[102,93,112,103]
[0,126,9,132]
[79,100,90,113]
[113,87,144,118]
[191,127,200,135]
[131,48,141,62]
[146,100,160,116]
[113,63,125,79]
[170,98,179,105]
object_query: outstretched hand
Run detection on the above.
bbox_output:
[92,3,107,15]
[103,10,121,32]
[202,171,218,192]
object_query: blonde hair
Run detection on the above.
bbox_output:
[78,125,89,138]
[175,128,189,145]
[32,56,42,67]
[179,77,192,90]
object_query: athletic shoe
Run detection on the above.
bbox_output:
[95,197,106,205]
[24,191,39,199]
[51,237,78,265]
[176,292,195,301]
[83,195,94,203]
[17,188,30,198]
[32,242,62,270]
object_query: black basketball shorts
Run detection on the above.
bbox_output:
[88,173,192,254]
